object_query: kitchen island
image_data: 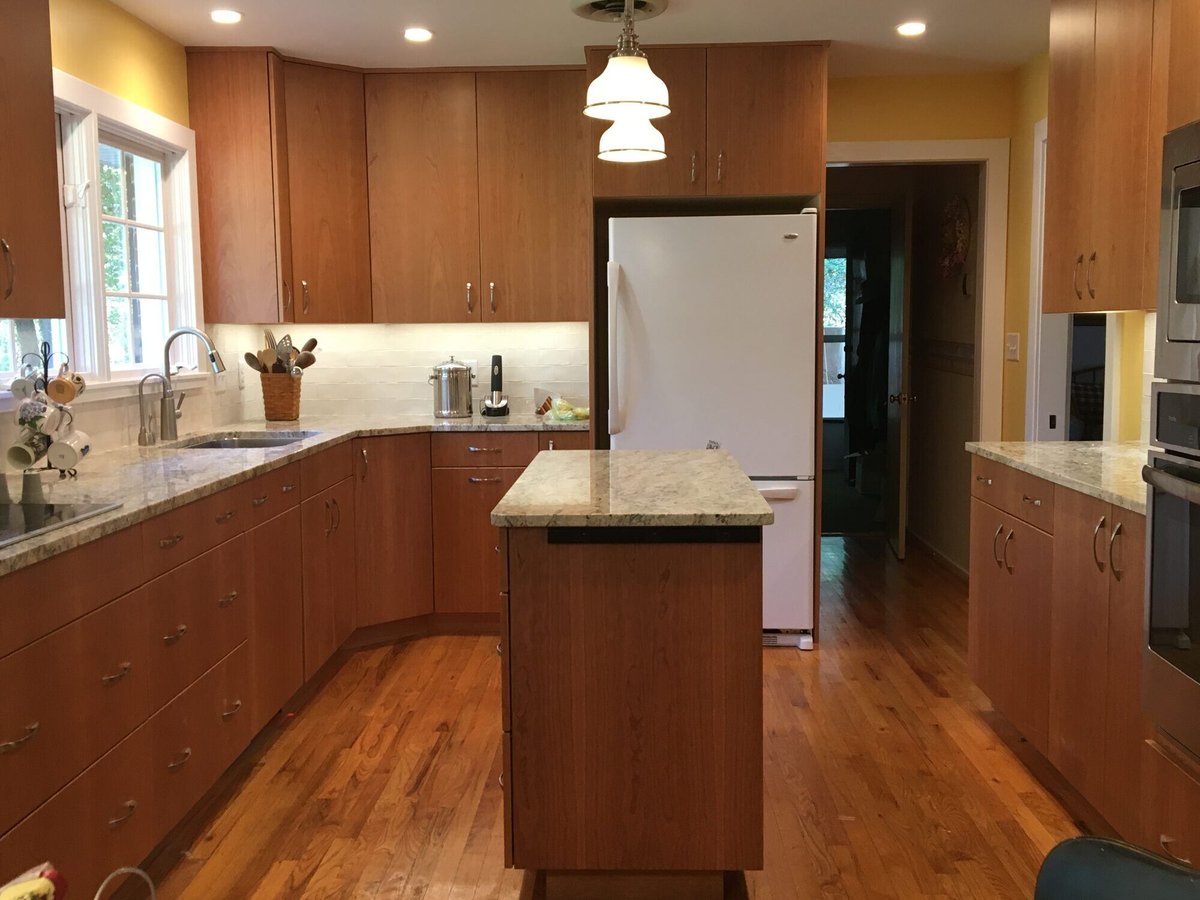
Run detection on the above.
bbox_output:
[491,449,773,899]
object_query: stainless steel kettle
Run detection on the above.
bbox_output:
[428,356,475,418]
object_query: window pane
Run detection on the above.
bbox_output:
[0,319,69,382]
[128,225,166,295]
[824,258,847,329]
[107,297,168,370]
[102,221,129,292]
[99,143,124,218]
[106,296,134,367]
[125,150,163,227]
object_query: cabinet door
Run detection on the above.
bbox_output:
[354,435,434,626]
[248,506,304,731]
[968,499,1010,712]
[1044,0,1097,314]
[1006,517,1054,756]
[705,44,827,197]
[586,47,708,198]
[1102,511,1148,840]
[477,70,591,323]
[301,488,337,679]
[1089,0,1154,312]
[1048,489,1110,802]
[0,0,65,319]
[1167,0,1200,132]
[366,73,481,322]
[328,477,357,646]
[284,62,372,323]
[432,467,521,614]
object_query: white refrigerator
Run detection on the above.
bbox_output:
[605,212,818,646]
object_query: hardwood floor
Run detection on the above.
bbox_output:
[150,536,1082,899]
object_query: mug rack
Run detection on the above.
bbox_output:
[19,340,77,479]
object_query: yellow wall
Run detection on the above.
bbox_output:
[48,0,188,125]
[1118,313,1146,441]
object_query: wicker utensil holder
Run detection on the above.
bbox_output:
[261,373,302,421]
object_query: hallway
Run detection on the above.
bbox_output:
[150,537,1083,899]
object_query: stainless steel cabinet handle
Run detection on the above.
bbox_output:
[469,476,502,484]
[690,151,697,184]
[498,773,504,789]
[1002,530,1014,573]
[717,151,724,184]
[1021,495,1043,508]
[167,747,192,770]
[222,699,243,720]
[281,483,296,494]
[1092,516,1107,572]
[218,590,238,608]
[100,662,132,686]
[1160,836,1192,866]
[107,800,137,828]
[1072,255,1084,300]
[159,533,184,549]
[163,624,188,645]
[0,721,39,754]
[976,475,993,487]
[215,510,236,524]
[1,238,13,300]
[252,494,269,507]
[548,439,556,451]
[495,642,502,657]
[992,524,1005,566]
[467,446,501,454]
[361,447,369,480]
[466,282,473,314]
[489,281,496,313]
[301,279,311,314]
[1109,521,1125,580]
[1086,251,1097,300]
[283,279,293,311]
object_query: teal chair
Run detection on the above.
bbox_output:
[1036,837,1200,899]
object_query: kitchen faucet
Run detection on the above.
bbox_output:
[158,327,226,441]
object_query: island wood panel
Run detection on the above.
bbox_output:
[283,61,372,323]
[248,506,304,732]
[353,434,434,625]
[476,70,591,323]
[432,467,521,614]
[704,44,827,197]
[0,0,65,319]
[1167,0,1200,131]
[505,526,763,871]
[586,47,708,198]
[365,72,482,323]
[187,50,286,324]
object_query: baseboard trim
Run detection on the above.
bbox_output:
[345,613,500,650]
[906,531,968,582]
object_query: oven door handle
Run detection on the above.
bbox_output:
[1143,464,1200,505]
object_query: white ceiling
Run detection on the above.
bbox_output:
[112,0,1049,76]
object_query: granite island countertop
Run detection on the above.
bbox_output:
[490,449,774,528]
[0,412,588,577]
[965,440,1148,514]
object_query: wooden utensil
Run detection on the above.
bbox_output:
[244,352,266,373]
[301,338,318,353]
[264,329,277,351]
[295,351,316,369]
[257,349,276,371]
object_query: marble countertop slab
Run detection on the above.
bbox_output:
[490,449,775,528]
[0,413,588,577]
[966,440,1149,515]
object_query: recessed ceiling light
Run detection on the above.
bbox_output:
[210,8,242,24]
[404,26,434,43]
[897,21,927,37]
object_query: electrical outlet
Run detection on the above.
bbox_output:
[1005,332,1020,362]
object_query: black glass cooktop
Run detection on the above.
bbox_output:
[0,501,122,550]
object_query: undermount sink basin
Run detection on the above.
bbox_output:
[180,431,318,450]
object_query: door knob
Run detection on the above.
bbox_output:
[888,393,916,404]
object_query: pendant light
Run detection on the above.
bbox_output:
[584,0,670,123]
[598,117,666,162]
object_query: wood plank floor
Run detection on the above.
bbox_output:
[150,536,1083,899]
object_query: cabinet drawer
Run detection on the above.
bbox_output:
[246,461,300,527]
[301,442,354,498]
[432,432,538,468]
[1142,739,1200,867]
[151,643,252,837]
[142,484,249,580]
[0,525,145,659]
[0,587,153,836]
[539,431,590,452]
[145,534,251,710]
[0,720,158,900]
[971,456,1055,533]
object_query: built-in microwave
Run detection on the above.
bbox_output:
[1157,120,1200,382]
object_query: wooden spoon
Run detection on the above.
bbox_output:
[295,351,316,369]
[244,352,265,373]
[301,337,318,353]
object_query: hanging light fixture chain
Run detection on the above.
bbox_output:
[614,0,644,58]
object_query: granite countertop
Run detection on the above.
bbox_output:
[0,413,588,577]
[965,440,1148,514]
[490,449,774,528]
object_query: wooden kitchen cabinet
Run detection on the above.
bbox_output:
[705,44,828,197]
[353,434,435,626]
[0,0,66,319]
[366,73,482,323]
[539,430,591,451]
[248,505,304,731]
[586,47,708,198]
[1167,0,1200,131]
[300,477,357,678]
[432,467,521,614]
[477,70,591,323]
[1142,738,1200,865]
[284,62,373,323]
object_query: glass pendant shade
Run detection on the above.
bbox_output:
[598,117,666,163]
[584,55,670,120]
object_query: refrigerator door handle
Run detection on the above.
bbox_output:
[608,260,623,435]
[756,483,800,501]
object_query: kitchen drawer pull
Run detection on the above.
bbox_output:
[324,498,334,536]
[1072,254,1084,300]
[467,446,502,454]
[548,439,556,450]
[1,238,13,300]
[466,282,473,314]
[167,747,192,770]
[107,799,137,828]
[361,446,369,480]
[159,533,185,549]
[222,699,243,720]
[469,476,502,484]
[717,151,724,183]
[215,510,236,524]
[332,497,341,531]
[252,495,269,507]
[498,773,504,789]
[1160,835,1192,866]
[976,475,993,487]
[991,524,1005,566]
[1109,521,1125,580]
[283,279,293,311]
[218,590,239,608]
[690,151,697,184]
[163,624,188,645]
[1092,516,1107,572]
[496,642,502,657]
[0,721,39,754]
[1002,530,1014,574]
[1021,495,1042,508]
[100,662,132,686]
[1086,251,1097,300]
[281,483,296,493]
[489,281,496,314]
[301,279,311,314]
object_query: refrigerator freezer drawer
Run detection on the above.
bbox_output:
[758,479,815,632]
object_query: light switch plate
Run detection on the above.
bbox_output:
[1005,332,1020,362]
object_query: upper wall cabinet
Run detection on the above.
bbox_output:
[0,0,65,319]
[1167,0,1200,131]
[1044,0,1157,313]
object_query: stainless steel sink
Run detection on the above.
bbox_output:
[180,431,318,450]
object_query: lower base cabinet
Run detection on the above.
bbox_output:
[1142,739,1200,866]
[249,506,304,732]
[301,476,357,679]
[432,467,521,614]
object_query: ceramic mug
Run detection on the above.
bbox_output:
[47,429,91,471]
[15,396,68,437]
[6,428,52,470]
[45,366,80,404]
[8,365,36,400]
